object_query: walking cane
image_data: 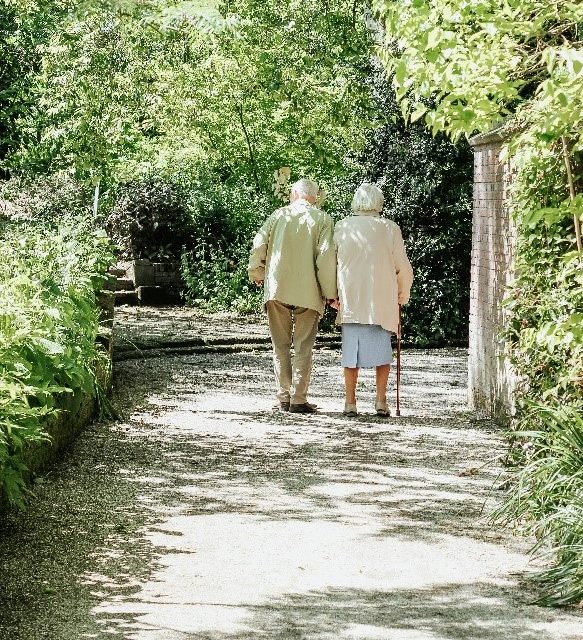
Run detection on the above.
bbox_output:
[396,304,402,417]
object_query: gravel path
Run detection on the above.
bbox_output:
[1,308,582,639]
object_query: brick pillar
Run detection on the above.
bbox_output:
[468,130,515,419]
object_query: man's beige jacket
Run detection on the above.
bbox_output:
[248,199,337,316]
[334,213,413,334]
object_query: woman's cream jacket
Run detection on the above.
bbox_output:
[334,213,413,334]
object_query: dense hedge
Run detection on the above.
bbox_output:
[363,71,472,343]
[0,214,114,507]
[180,175,271,313]
[104,178,193,262]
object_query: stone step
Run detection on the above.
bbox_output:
[115,277,135,291]
[137,286,182,306]
[114,290,139,306]
[97,291,115,321]
[108,266,126,278]
[102,273,118,292]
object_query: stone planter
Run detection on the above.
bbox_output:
[111,259,183,306]
[127,258,155,287]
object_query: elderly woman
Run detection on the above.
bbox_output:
[334,183,413,417]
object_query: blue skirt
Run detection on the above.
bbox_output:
[341,323,393,368]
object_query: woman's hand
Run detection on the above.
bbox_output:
[327,298,340,310]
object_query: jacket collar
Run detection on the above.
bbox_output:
[291,198,312,208]
[354,210,380,217]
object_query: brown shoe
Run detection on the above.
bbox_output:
[289,402,318,414]
[273,402,290,412]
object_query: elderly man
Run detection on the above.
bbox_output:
[248,178,337,413]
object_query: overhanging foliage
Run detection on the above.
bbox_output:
[375,0,583,605]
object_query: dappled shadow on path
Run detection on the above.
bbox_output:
[113,306,269,353]
[87,349,581,639]
[106,350,498,544]
[1,348,581,639]
[92,583,579,640]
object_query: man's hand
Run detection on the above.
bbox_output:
[254,280,264,287]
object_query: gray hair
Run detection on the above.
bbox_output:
[291,178,319,200]
[351,182,384,213]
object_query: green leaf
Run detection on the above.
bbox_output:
[410,104,427,123]
[36,338,65,356]
[426,27,442,50]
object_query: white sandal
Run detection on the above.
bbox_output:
[375,401,391,417]
[343,403,357,417]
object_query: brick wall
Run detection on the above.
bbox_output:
[152,262,182,289]
[468,131,515,419]
[124,259,182,289]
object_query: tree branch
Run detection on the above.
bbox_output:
[237,103,260,192]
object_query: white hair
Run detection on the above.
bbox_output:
[351,182,384,214]
[291,178,319,200]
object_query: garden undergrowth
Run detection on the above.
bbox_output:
[0,216,114,507]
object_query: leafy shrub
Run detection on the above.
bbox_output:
[102,169,272,312]
[0,171,95,222]
[181,247,263,313]
[0,215,114,507]
[180,173,271,313]
[104,177,193,261]
[184,174,254,255]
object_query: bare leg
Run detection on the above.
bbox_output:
[375,365,391,404]
[343,367,359,405]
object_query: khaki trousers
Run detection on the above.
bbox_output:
[266,300,319,404]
